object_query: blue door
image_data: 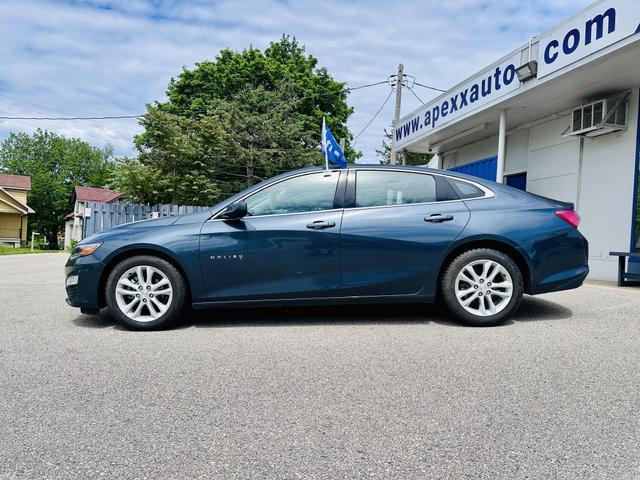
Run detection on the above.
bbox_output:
[339,170,470,296]
[506,172,527,191]
[449,156,497,181]
[198,171,343,300]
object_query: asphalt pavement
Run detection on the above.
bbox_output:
[1,253,639,479]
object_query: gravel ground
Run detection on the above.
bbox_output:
[1,253,639,479]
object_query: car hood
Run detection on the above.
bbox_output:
[80,209,213,244]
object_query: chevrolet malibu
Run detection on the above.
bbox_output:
[65,166,588,330]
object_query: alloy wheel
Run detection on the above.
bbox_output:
[114,265,173,322]
[454,259,513,317]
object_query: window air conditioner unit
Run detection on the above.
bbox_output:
[570,95,628,137]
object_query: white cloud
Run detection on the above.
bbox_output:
[0,0,591,161]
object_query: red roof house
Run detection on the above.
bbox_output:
[73,186,121,204]
[0,173,31,190]
[64,186,122,248]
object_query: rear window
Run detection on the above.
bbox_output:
[447,178,486,199]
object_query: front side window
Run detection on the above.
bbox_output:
[355,170,436,208]
[245,172,340,216]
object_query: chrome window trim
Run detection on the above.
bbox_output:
[209,208,344,222]
[207,167,494,222]
[343,198,465,213]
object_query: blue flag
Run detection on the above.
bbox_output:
[322,118,348,168]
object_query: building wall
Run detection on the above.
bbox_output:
[441,136,498,169]
[7,189,28,205]
[64,200,85,248]
[439,87,640,281]
[441,130,529,176]
[577,87,639,278]
[504,130,529,175]
[0,212,21,230]
[21,214,28,242]
[526,116,581,206]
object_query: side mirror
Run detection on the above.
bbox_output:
[220,202,248,220]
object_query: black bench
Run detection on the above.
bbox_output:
[609,252,640,286]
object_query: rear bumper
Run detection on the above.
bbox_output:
[531,265,589,295]
[527,225,589,295]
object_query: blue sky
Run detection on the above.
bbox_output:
[0,0,590,161]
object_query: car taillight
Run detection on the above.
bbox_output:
[555,210,580,228]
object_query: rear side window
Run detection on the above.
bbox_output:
[355,171,436,208]
[447,178,486,199]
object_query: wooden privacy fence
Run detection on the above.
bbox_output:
[82,202,210,239]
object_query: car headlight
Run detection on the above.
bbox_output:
[70,242,102,260]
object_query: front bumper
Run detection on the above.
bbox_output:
[64,255,105,310]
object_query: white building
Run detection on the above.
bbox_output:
[396,0,640,281]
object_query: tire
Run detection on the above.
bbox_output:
[105,255,187,330]
[441,248,523,327]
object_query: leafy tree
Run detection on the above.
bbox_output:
[0,130,113,243]
[153,35,355,160]
[125,83,321,205]
[376,127,432,166]
[111,156,170,205]
[121,36,356,205]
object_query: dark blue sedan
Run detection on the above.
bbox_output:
[65,166,588,329]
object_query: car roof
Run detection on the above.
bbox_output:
[282,164,494,186]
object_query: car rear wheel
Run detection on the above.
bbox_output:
[441,248,523,326]
[105,255,187,330]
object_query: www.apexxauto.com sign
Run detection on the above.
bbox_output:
[394,0,640,149]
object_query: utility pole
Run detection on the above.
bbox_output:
[390,63,404,165]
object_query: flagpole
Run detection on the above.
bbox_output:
[322,117,329,171]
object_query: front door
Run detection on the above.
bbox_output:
[199,171,343,301]
[339,169,470,296]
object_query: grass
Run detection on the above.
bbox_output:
[0,247,59,255]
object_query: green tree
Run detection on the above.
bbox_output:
[154,35,355,159]
[126,83,320,205]
[376,127,432,166]
[122,36,356,205]
[0,130,113,243]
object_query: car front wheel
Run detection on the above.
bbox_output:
[441,248,523,326]
[105,255,187,330]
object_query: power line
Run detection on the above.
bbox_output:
[0,93,73,116]
[413,81,446,93]
[0,114,141,120]
[0,92,146,139]
[347,80,389,91]
[407,87,425,105]
[353,88,394,144]
[0,81,391,122]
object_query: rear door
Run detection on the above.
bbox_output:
[339,169,470,296]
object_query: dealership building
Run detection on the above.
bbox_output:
[396,0,640,281]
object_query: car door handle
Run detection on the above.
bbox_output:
[306,220,336,230]
[424,214,454,223]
